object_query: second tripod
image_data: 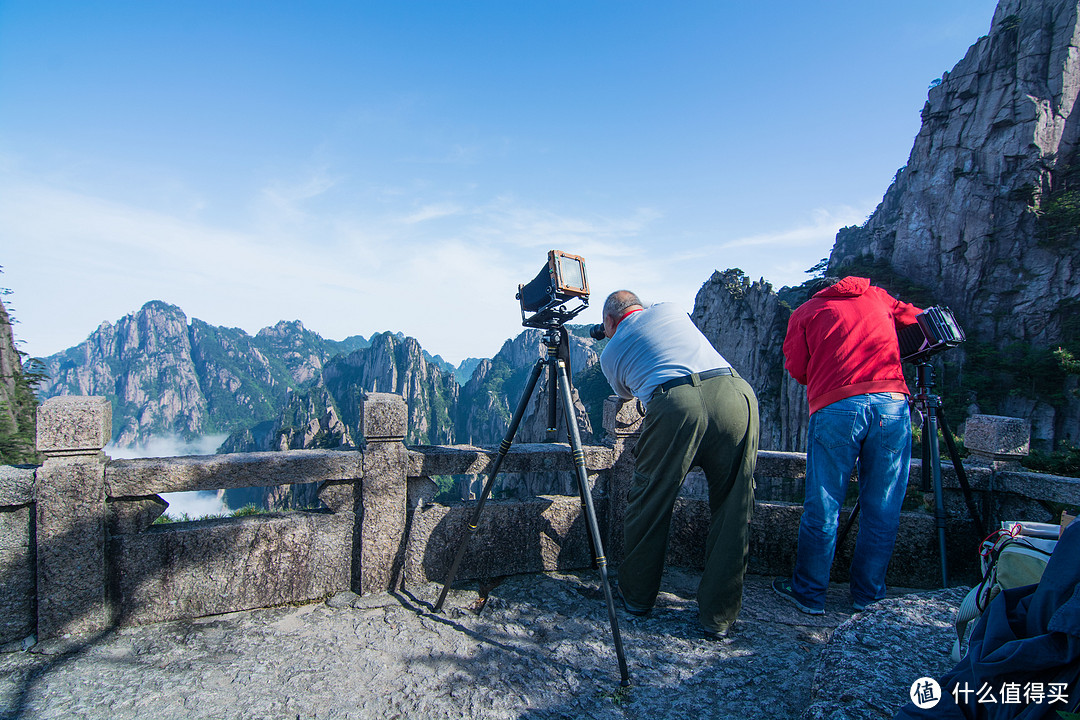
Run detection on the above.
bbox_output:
[433,325,631,687]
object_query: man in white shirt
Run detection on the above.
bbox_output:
[599,290,759,639]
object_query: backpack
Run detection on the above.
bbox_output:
[951,523,1058,662]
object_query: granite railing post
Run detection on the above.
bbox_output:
[358,392,409,594]
[964,414,1031,469]
[34,396,112,640]
[602,395,644,563]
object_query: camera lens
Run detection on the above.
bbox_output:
[589,324,606,340]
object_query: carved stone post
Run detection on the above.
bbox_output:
[357,392,408,594]
[34,396,112,639]
[602,395,645,563]
[964,414,1031,469]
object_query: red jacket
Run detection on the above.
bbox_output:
[783,276,922,414]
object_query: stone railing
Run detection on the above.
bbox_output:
[1,395,1077,649]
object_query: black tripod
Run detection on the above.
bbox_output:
[433,325,631,687]
[838,361,986,587]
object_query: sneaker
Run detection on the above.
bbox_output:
[772,578,825,615]
[852,598,875,612]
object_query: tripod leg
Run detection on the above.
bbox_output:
[937,411,987,537]
[555,360,631,687]
[927,406,949,587]
[562,397,600,569]
[836,461,861,548]
[434,358,546,612]
[837,501,860,548]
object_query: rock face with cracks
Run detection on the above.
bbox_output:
[829,0,1080,445]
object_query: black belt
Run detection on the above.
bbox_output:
[654,367,733,395]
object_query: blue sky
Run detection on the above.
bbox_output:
[1,1,999,365]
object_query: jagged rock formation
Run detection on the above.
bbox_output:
[219,387,355,453]
[692,270,808,451]
[40,302,368,447]
[322,332,458,446]
[829,0,1080,445]
[686,0,1080,451]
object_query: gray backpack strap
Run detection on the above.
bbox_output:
[952,584,985,662]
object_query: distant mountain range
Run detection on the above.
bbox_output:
[38,301,609,455]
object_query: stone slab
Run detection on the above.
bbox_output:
[407,443,615,477]
[110,511,354,626]
[665,499,980,589]
[964,414,1031,459]
[404,495,599,584]
[35,456,106,639]
[359,443,407,594]
[360,392,407,441]
[0,466,35,506]
[106,449,364,496]
[106,496,168,536]
[0,506,35,645]
[996,469,1080,504]
[0,505,31,550]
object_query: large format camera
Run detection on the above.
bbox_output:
[897,306,965,363]
[517,250,591,328]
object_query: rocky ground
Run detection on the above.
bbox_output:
[0,571,962,720]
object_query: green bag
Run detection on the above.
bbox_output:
[951,525,1056,662]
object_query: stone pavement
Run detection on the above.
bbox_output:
[0,571,962,720]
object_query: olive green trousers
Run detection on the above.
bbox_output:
[619,372,759,633]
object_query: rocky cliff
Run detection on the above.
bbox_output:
[692,270,807,451]
[0,298,40,464]
[322,332,459,446]
[690,0,1080,451]
[828,0,1080,446]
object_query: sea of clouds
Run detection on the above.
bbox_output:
[105,434,229,519]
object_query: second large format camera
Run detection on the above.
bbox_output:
[897,306,966,363]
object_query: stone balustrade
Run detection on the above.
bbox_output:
[1,396,1076,649]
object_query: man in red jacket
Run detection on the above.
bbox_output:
[773,276,922,614]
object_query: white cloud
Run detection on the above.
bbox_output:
[717,206,865,251]
[399,202,464,224]
[3,160,865,366]
[160,491,227,520]
[1,169,672,364]
[105,434,229,459]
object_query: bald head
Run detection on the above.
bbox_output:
[602,290,644,338]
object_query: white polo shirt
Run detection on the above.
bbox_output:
[599,302,731,406]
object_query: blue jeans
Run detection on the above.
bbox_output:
[792,393,912,610]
